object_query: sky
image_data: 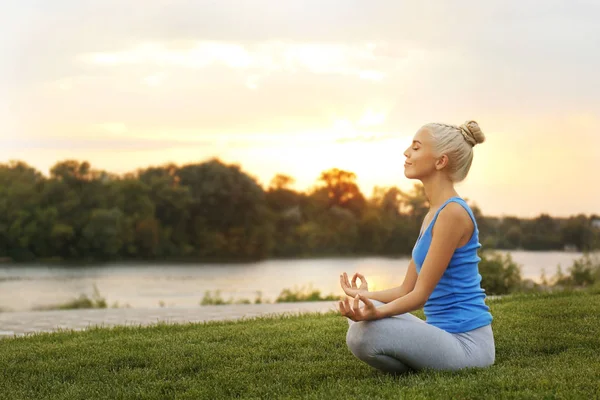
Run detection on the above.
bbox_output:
[1,0,599,218]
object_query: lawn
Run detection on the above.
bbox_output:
[1,289,599,399]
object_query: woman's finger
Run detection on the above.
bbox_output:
[358,294,374,309]
[351,273,358,289]
[355,273,367,285]
[344,296,352,313]
[340,300,351,316]
[347,272,353,287]
[339,274,346,288]
[353,294,361,313]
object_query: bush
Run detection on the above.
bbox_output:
[200,290,271,306]
[200,290,228,306]
[275,284,340,303]
[478,251,523,295]
[553,253,600,287]
[34,285,108,311]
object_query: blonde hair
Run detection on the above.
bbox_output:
[423,120,485,182]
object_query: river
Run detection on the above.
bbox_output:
[0,251,588,312]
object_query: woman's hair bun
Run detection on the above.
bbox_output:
[458,120,485,146]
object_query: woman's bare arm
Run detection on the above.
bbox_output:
[375,204,468,318]
[363,259,418,303]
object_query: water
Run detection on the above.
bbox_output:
[0,251,587,312]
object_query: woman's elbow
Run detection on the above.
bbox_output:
[409,290,429,308]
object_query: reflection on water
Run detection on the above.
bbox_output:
[0,251,587,312]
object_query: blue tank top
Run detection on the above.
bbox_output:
[412,196,493,333]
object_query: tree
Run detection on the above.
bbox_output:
[521,214,562,250]
[138,166,192,257]
[561,214,593,251]
[371,186,405,216]
[177,159,274,260]
[43,161,110,258]
[82,208,124,260]
[269,174,295,191]
[401,183,429,222]
[316,168,366,217]
[50,160,93,182]
[0,162,46,261]
[1,156,595,263]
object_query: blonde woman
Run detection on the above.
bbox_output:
[339,121,495,374]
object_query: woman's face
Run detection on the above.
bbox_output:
[403,127,439,180]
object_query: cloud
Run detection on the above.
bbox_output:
[4,1,599,123]
[78,40,388,89]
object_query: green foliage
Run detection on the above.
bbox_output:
[575,253,600,284]
[199,286,340,305]
[82,208,124,260]
[316,168,366,217]
[34,285,108,311]
[200,290,229,305]
[200,290,270,305]
[253,291,265,304]
[551,253,600,287]
[0,159,598,263]
[275,284,341,303]
[482,213,599,252]
[478,251,523,295]
[1,290,599,399]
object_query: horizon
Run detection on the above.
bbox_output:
[1,1,599,218]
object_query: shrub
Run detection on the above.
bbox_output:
[478,251,523,295]
[34,285,108,311]
[553,253,600,287]
[275,284,340,303]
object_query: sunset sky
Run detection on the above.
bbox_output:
[1,1,598,217]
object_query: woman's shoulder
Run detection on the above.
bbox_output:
[435,200,475,232]
[438,201,470,220]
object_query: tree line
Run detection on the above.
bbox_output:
[0,159,598,263]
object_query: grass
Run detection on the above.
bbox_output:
[1,290,599,399]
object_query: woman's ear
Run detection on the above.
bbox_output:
[435,154,449,170]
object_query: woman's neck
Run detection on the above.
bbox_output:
[421,173,459,209]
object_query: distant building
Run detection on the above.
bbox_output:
[592,219,600,230]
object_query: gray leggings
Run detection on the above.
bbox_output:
[346,299,495,374]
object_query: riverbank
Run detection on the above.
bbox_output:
[1,289,599,399]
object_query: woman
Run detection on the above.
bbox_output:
[339,120,495,374]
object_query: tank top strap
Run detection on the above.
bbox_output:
[430,196,477,229]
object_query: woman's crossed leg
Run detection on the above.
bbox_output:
[345,299,495,374]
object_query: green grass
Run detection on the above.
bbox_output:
[1,290,599,399]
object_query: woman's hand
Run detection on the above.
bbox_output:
[340,272,369,298]
[339,293,380,322]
